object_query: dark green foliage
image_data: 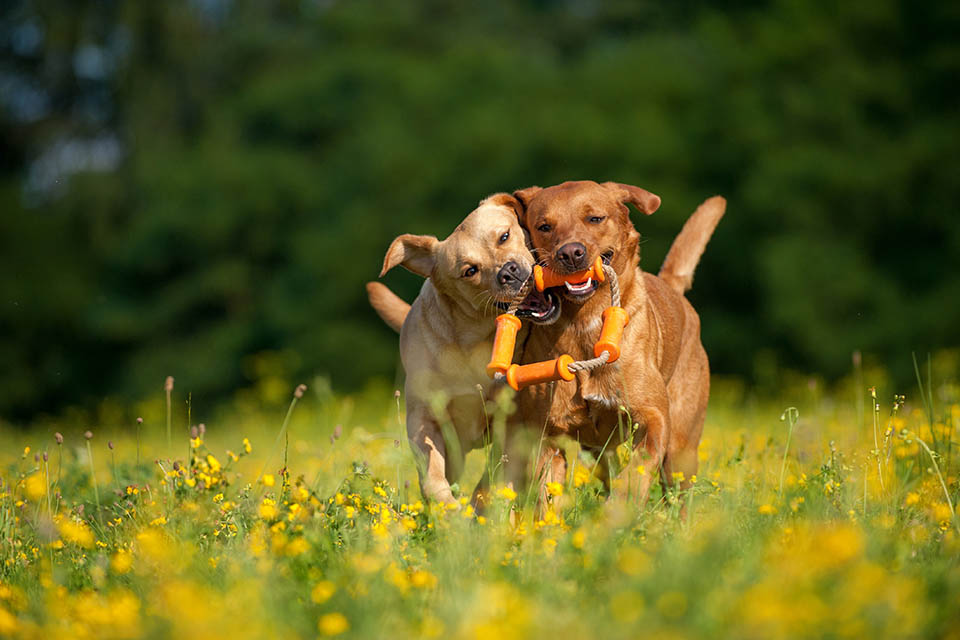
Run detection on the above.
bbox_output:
[1,0,958,418]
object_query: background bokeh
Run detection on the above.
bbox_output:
[2,0,958,421]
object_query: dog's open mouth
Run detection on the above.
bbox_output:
[554,250,613,302]
[496,288,560,324]
[562,276,599,299]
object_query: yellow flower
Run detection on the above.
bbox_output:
[243,438,252,454]
[573,466,591,488]
[311,581,336,604]
[904,492,920,506]
[571,529,586,549]
[58,519,94,548]
[497,487,518,501]
[190,437,202,449]
[205,454,221,473]
[757,504,777,515]
[261,474,275,487]
[318,612,349,636]
[546,482,563,497]
[24,473,46,501]
[149,516,167,526]
[286,537,310,556]
[410,569,437,589]
[259,498,278,520]
[931,502,953,524]
[636,465,646,476]
[0,606,17,635]
[344,506,355,519]
[111,551,133,574]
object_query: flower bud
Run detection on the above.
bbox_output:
[165,376,174,392]
[84,431,93,440]
[54,432,63,445]
[294,383,307,399]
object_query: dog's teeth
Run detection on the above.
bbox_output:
[564,277,592,293]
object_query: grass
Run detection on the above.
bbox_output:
[0,366,958,639]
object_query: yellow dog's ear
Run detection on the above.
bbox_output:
[482,193,525,222]
[380,234,438,278]
[512,186,542,209]
[601,182,661,215]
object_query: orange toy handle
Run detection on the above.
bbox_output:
[593,306,629,363]
[505,355,575,391]
[486,314,523,377]
[533,256,606,291]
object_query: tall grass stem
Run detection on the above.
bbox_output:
[85,436,102,524]
[778,407,799,498]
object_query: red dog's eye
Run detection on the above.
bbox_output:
[537,223,552,233]
[589,216,605,224]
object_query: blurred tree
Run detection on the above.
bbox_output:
[0,0,957,419]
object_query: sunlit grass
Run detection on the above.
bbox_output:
[0,367,958,639]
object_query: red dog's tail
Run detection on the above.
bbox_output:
[366,282,411,333]
[658,196,726,294]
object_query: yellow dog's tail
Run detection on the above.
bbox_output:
[366,282,410,333]
[658,196,726,294]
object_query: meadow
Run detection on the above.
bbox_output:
[1,355,959,639]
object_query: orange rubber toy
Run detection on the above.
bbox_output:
[593,306,629,362]
[533,256,606,292]
[505,355,575,391]
[486,314,523,377]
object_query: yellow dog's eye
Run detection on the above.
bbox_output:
[499,231,509,244]
[589,216,605,224]
[462,266,478,278]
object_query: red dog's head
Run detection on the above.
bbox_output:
[514,181,660,303]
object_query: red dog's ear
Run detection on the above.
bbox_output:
[602,182,661,215]
[380,234,438,278]
[482,193,524,221]
[512,186,542,209]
